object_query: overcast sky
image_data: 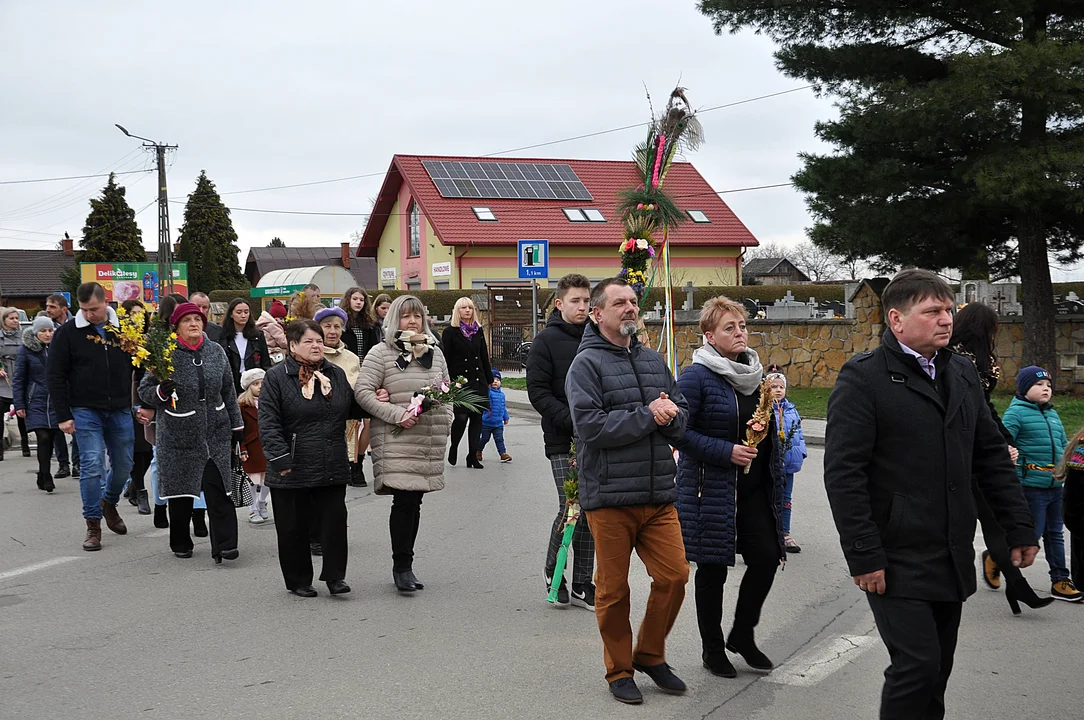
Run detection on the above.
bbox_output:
[3,1,1079,281]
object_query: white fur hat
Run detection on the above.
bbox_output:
[240,368,266,391]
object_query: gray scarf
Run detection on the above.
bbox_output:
[692,344,764,396]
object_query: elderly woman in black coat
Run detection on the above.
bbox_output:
[259,319,354,598]
[441,296,492,469]
[138,302,243,562]
[675,297,787,679]
[13,316,58,491]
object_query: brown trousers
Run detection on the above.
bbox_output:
[585,503,690,682]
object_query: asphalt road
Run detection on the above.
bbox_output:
[1,419,1079,720]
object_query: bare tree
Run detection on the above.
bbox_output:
[742,241,790,262]
[789,241,842,281]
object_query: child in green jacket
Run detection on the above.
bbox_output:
[1002,366,1081,602]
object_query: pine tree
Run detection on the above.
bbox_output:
[79,173,146,263]
[268,237,286,248]
[176,170,247,293]
[700,2,1084,375]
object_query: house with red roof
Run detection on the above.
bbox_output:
[356,154,759,291]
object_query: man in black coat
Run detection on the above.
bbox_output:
[824,269,1037,720]
[527,273,595,609]
[47,282,135,551]
[566,278,689,705]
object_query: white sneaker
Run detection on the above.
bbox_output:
[258,500,269,520]
[249,510,265,524]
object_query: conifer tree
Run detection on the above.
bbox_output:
[176,170,246,292]
[79,173,146,263]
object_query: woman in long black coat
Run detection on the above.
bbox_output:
[674,297,786,679]
[259,319,354,598]
[441,297,492,469]
[220,298,271,394]
[13,316,58,491]
[950,302,1053,614]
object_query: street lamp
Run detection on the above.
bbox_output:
[116,124,177,301]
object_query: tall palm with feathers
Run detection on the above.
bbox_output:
[617,87,704,302]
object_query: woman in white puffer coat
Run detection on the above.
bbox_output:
[355,295,451,595]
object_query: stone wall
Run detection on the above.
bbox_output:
[639,279,1084,392]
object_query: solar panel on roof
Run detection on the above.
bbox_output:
[422,161,592,201]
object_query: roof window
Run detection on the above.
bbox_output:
[562,208,587,222]
[472,206,497,221]
[582,208,606,222]
[687,209,710,223]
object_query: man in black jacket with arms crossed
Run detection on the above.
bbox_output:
[824,270,1037,720]
[527,273,596,610]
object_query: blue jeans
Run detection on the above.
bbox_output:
[781,472,795,534]
[71,407,134,520]
[1024,486,1070,583]
[479,425,506,454]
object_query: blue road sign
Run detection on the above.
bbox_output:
[518,239,549,280]
[57,292,71,305]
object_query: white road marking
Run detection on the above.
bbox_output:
[766,634,878,687]
[0,556,82,582]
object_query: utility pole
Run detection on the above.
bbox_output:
[116,124,177,302]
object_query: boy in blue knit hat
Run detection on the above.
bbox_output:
[1002,366,1081,601]
[478,370,511,463]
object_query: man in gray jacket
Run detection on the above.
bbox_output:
[566,277,690,705]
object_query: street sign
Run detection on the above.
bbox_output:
[57,292,71,305]
[250,283,307,298]
[518,239,549,280]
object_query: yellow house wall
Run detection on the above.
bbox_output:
[376,198,402,290]
[425,218,455,288]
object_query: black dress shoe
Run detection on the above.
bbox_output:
[703,652,737,678]
[726,635,773,671]
[393,570,417,593]
[173,550,193,559]
[55,465,71,479]
[632,661,687,694]
[291,585,318,598]
[608,677,643,704]
[468,459,484,470]
[327,580,351,595]
[400,569,424,590]
[219,548,239,561]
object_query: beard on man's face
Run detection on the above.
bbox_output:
[619,321,638,337]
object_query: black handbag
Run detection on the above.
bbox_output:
[231,444,253,509]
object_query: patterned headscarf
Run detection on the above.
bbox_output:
[295,358,331,400]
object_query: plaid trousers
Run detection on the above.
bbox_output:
[544,453,595,586]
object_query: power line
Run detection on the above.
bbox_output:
[212,85,814,198]
[0,168,152,186]
[166,182,796,219]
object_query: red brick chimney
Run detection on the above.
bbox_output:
[340,242,351,270]
[61,236,74,256]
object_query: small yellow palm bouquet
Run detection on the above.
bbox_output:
[742,378,774,474]
[108,307,178,382]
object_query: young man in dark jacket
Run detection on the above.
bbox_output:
[824,269,1038,720]
[527,273,596,609]
[47,282,136,551]
[45,293,78,477]
[566,277,689,705]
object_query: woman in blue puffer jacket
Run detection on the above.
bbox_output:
[13,316,59,492]
[767,370,807,553]
[675,297,787,680]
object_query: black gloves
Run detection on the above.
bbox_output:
[156,380,176,401]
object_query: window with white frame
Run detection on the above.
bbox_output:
[472,206,497,221]
[409,202,421,257]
